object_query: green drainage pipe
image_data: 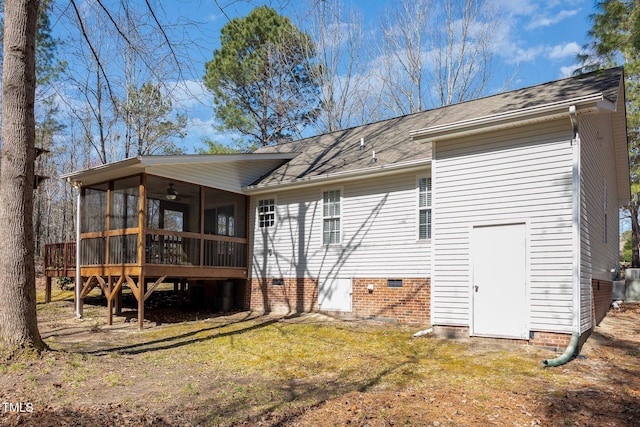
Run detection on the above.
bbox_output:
[542,332,580,367]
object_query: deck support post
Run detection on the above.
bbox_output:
[115,287,122,314]
[77,276,84,317]
[138,275,145,331]
[179,280,184,307]
[107,276,113,326]
[45,276,52,303]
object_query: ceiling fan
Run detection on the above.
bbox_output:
[165,183,178,200]
[147,183,192,202]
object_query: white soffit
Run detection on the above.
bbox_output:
[60,153,298,188]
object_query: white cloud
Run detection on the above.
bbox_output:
[548,42,582,60]
[559,65,580,78]
[170,79,213,110]
[502,45,546,64]
[526,9,581,30]
[492,0,536,17]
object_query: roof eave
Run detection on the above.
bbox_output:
[60,153,299,186]
[410,93,606,142]
[242,158,431,195]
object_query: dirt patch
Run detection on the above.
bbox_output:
[1,285,639,426]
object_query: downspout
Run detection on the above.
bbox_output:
[542,332,580,367]
[71,179,82,318]
[542,105,581,367]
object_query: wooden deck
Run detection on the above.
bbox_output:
[43,242,77,303]
[43,241,248,329]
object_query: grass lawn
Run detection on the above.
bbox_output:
[0,285,638,426]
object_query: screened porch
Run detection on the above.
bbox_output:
[79,174,248,278]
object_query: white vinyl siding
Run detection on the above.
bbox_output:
[432,119,575,332]
[249,170,431,281]
[578,112,620,333]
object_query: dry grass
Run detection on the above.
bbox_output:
[0,286,638,426]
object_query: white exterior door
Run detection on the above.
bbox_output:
[319,277,352,312]
[472,223,527,338]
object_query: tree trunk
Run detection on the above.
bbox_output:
[0,0,46,353]
[630,203,640,268]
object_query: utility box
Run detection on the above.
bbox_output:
[613,280,625,301]
[625,269,640,301]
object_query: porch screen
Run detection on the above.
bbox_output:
[109,176,140,230]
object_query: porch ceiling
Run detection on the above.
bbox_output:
[60,153,298,190]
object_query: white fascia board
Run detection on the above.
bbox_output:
[410,93,605,142]
[60,153,299,186]
[60,157,144,184]
[242,158,431,195]
[139,152,298,166]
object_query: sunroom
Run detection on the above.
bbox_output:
[59,153,296,328]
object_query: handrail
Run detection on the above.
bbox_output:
[43,242,77,271]
[146,228,248,244]
[45,230,249,270]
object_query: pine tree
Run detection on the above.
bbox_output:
[204,6,321,147]
[578,0,640,266]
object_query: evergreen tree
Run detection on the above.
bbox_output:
[578,0,640,266]
[204,6,321,147]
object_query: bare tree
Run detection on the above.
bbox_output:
[375,0,500,115]
[0,0,209,354]
[376,0,431,116]
[430,0,497,106]
[300,0,372,132]
[0,0,46,353]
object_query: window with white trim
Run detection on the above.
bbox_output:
[418,177,432,239]
[603,180,608,244]
[258,199,275,228]
[323,189,341,244]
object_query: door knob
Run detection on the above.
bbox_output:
[474,285,479,292]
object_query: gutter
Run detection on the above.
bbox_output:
[242,158,431,195]
[570,105,581,338]
[543,105,581,368]
[410,93,605,142]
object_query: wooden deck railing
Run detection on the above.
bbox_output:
[43,242,77,273]
[46,233,247,271]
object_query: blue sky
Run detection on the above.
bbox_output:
[51,1,597,153]
[158,0,597,151]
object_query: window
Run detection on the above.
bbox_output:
[418,177,432,239]
[323,189,341,244]
[603,180,608,244]
[387,279,403,288]
[258,199,275,228]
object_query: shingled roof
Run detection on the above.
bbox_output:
[246,67,623,190]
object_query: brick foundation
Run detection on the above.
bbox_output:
[592,279,613,326]
[432,325,574,351]
[247,278,318,314]
[247,277,430,324]
[528,331,573,349]
[351,278,430,324]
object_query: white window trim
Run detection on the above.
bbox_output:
[257,197,277,229]
[603,179,608,245]
[321,187,343,246]
[417,175,432,240]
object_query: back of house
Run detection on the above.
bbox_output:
[246,67,629,349]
